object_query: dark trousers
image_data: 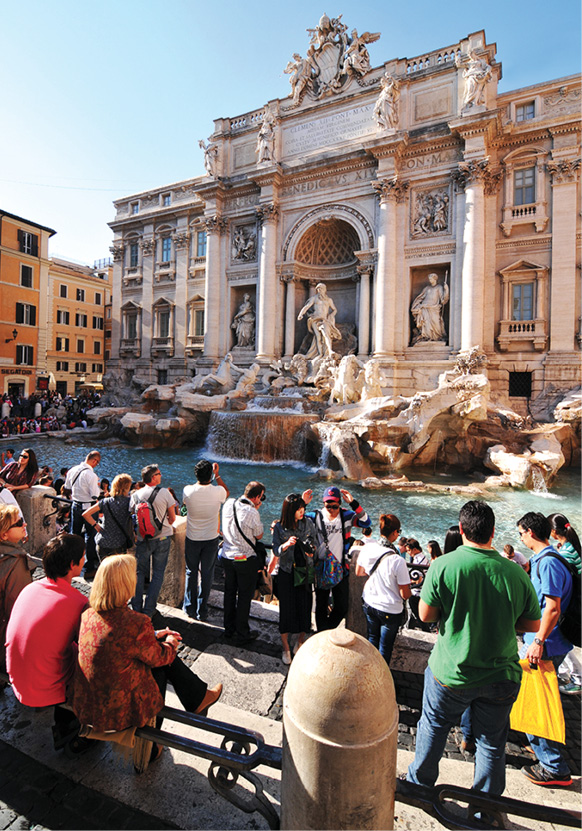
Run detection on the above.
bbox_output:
[71,502,98,571]
[151,654,207,719]
[222,556,258,639]
[315,574,350,631]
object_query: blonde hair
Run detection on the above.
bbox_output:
[90,554,137,612]
[111,474,132,497]
[0,504,21,538]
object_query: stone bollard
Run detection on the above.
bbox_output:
[346,548,368,638]
[281,628,398,830]
[158,515,186,609]
[16,486,57,557]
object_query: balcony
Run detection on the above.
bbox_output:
[151,337,174,357]
[496,318,547,352]
[500,201,548,237]
[119,338,141,358]
[185,335,204,356]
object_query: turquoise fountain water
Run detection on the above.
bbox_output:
[20,435,581,557]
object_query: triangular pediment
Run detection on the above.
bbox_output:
[499,259,546,277]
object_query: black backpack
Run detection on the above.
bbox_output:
[536,551,581,648]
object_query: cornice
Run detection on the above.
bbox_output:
[448,111,501,142]
[496,234,551,250]
[403,135,462,160]
[279,157,376,188]
[363,132,409,160]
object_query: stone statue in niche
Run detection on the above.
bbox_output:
[341,29,380,78]
[412,190,449,236]
[410,273,449,345]
[297,282,342,359]
[256,106,276,163]
[231,294,256,348]
[374,73,400,130]
[459,50,492,109]
[232,226,257,262]
[199,139,219,177]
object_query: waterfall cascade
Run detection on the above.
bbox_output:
[206,411,320,463]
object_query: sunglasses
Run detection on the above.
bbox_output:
[260,494,266,502]
[9,518,25,529]
[324,502,340,508]
[20,454,28,459]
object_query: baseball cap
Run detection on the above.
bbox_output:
[323,486,341,502]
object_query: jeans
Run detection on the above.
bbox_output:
[363,602,404,665]
[315,574,349,631]
[183,536,219,620]
[131,536,172,618]
[519,644,570,775]
[71,502,98,572]
[222,556,258,640]
[408,665,520,794]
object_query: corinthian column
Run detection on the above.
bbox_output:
[372,178,408,356]
[547,157,580,352]
[202,215,226,361]
[281,273,297,358]
[355,257,375,359]
[255,203,279,362]
[454,159,489,351]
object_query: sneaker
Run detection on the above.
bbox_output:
[522,763,572,787]
[460,738,476,755]
[282,650,292,665]
[559,682,582,695]
[235,631,259,646]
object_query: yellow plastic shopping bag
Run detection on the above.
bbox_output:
[510,659,565,744]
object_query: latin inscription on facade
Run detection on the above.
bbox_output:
[284,103,376,157]
[404,148,461,171]
[282,167,376,198]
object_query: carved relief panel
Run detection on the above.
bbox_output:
[231,223,258,264]
[410,184,452,239]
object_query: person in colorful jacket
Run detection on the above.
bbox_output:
[304,486,371,631]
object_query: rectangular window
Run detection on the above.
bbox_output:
[194,309,205,336]
[105,330,111,339]
[60,284,68,298]
[126,314,137,340]
[129,243,139,268]
[514,167,535,206]
[105,350,110,361]
[56,309,70,325]
[20,265,33,287]
[512,283,534,321]
[160,237,172,262]
[56,337,70,352]
[76,288,85,302]
[92,363,103,373]
[56,361,69,372]
[15,302,37,326]
[509,371,532,398]
[158,310,170,338]
[516,101,535,122]
[131,202,139,215]
[75,362,87,373]
[18,230,39,256]
[75,313,88,328]
[94,341,101,354]
[77,339,85,353]
[162,193,171,206]
[106,307,112,318]
[157,369,168,385]
[16,345,34,365]
[196,231,207,257]
[92,316,104,330]
[95,292,102,305]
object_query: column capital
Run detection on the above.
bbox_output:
[139,237,155,256]
[452,157,501,193]
[355,249,378,275]
[110,243,124,262]
[201,215,227,235]
[256,202,279,225]
[280,273,298,284]
[372,177,409,203]
[172,231,191,250]
[547,158,581,184]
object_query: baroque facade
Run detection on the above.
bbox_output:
[108,25,581,405]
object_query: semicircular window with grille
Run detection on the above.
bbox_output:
[295,219,360,265]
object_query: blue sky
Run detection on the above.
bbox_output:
[1,0,579,264]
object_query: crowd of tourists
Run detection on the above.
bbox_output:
[0,390,100,435]
[0,445,579,807]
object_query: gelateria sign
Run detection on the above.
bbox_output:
[284,103,375,157]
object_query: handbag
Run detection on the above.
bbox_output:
[232,501,270,569]
[509,659,565,744]
[313,512,344,589]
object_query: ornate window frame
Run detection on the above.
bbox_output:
[496,259,548,352]
[151,297,174,356]
[186,294,205,355]
[500,147,549,237]
[120,301,142,357]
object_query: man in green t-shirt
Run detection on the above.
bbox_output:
[407,500,540,798]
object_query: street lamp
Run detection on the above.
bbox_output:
[5,329,18,343]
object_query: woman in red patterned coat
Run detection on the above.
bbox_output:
[72,554,221,750]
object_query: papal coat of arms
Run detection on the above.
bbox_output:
[284,13,380,105]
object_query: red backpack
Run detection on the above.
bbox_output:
[136,486,163,539]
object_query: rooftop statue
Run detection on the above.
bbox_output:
[256,105,277,163]
[411,272,449,345]
[199,139,219,177]
[298,282,342,359]
[458,50,493,109]
[341,29,380,78]
[374,72,400,130]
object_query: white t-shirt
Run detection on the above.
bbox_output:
[321,512,343,562]
[130,485,175,539]
[182,482,227,541]
[503,549,529,570]
[359,542,411,614]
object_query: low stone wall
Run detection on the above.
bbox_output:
[158,516,186,609]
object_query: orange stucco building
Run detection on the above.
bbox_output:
[0,210,55,396]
